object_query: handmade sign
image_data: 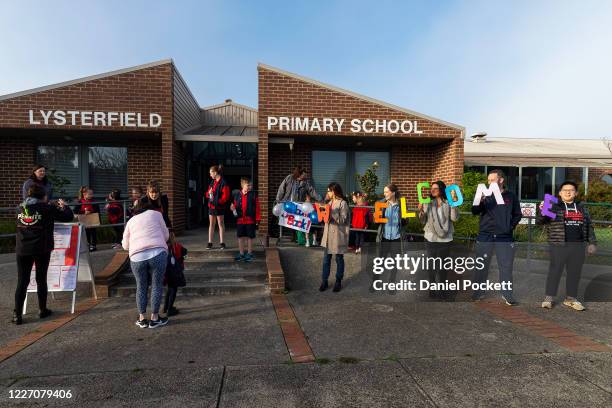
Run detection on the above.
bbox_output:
[276,201,314,233]
[77,212,101,227]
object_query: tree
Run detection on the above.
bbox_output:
[355,162,380,204]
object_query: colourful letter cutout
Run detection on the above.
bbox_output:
[417,182,431,204]
[400,197,416,218]
[314,203,330,223]
[472,182,504,206]
[374,201,388,223]
[445,184,464,207]
[541,194,558,219]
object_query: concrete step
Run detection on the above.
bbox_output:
[109,282,268,297]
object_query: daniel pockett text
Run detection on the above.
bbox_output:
[371,254,513,292]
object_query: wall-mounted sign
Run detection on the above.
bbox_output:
[28,109,162,128]
[267,116,423,134]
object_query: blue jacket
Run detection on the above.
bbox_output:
[471,190,522,240]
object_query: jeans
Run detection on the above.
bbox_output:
[15,252,51,315]
[473,239,516,299]
[130,251,167,315]
[546,244,586,298]
[425,241,454,299]
[322,252,344,282]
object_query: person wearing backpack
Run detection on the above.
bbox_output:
[164,232,187,316]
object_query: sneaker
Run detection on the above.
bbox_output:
[220,243,226,250]
[319,281,329,292]
[502,295,518,306]
[541,300,553,309]
[11,311,22,325]
[135,319,149,328]
[305,240,310,247]
[312,237,318,246]
[244,253,253,263]
[471,292,485,302]
[563,299,586,311]
[89,245,95,252]
[235,253,245,261]
[148,317,169,328]
[355,248,361,254]
[206,243,213,250]
[39,309,53,319]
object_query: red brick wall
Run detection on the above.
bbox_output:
[0,140,35,211]
[0,62,187,232]
[588,167,611,182]
[258,66,464,236]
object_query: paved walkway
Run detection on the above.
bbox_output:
[0,233,610,406]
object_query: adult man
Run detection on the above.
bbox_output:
[471,169,522,305]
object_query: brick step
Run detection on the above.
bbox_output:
[109,282,268,297]
[117,270,267,285]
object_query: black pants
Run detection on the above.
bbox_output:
[371,238,402,292]
[354,231,365,249]
[113,226,124,244]
[546,244,586,298]
[164,286,178,312]
[15,252,51,315]
[86,228,97,246]
[425,241,455,299]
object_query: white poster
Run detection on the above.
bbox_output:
[520,202,537,225]
[278,211,312,233]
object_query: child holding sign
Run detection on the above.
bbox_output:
[75,186,100,252]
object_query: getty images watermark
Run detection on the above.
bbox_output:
[371,253,512,292]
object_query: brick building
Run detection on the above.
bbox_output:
[0,60,465,236]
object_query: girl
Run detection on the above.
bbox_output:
[105,189,124,249]
[164,232,187,316]
[139,181,171,229]
[128,187,143,219]
[206,165,230,250]
[375,184,405,290]
[75,186,100,252]
[348,192,359,250]
[351,193,372,254]
[320,182,349,293]
[418,181,460,300]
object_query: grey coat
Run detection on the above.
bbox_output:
[275,175,321,203]
[418,200,459,242]
[321,199,349,255]
[22,178,53,200]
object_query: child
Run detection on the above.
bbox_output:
[296,195,316,247]
[351,193,371,254]
[127,187,143,219]
[348,192,359,250]
[75,186,100,252]
[164,232,187,316]
[105,189,124,249]
[230,177,260,262]
[304,195,317,247]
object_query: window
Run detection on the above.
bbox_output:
[37,144,128,200]
[88,147,128,196]
[521,167,552,200]
[312,150,390,197]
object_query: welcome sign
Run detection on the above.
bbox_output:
[267,116,423,134]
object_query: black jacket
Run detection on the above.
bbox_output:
[139,194,172,228]
[16,199,74,255]
[471,190,522,239]
[536,201,596,244]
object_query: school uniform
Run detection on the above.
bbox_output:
[233,190,261,238]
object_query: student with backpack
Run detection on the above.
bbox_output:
[231,177,261,262]
[164,232,187,316]
[75,186,100,252]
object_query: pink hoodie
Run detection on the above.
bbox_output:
[122,210,169,258]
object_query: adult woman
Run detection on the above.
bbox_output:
[536,181,597,311]
[206,165,230,250]
[375,184,405,290]
[13,184,73,324]
[139,181,171,229]
[276,166,321,203]
[418,181,460,300]
[22,164,53,201]
[122,202,170,328]
[320,182,349,293]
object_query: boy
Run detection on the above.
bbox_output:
[231,177,261,262]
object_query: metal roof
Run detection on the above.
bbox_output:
[257,62,465,132]
[0,59,174,102]
[177,100,258,142]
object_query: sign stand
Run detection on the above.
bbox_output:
[23,224,96,315]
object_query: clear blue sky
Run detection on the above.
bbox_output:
[2,0,611,139]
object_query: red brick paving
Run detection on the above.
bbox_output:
[0,298,102,364]
[475,300,611,353]
[270,294,315,363]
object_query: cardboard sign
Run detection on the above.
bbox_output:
[278,211,312,233]
[77,212,101,227]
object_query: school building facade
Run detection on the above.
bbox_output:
[0,59,465,236]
